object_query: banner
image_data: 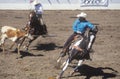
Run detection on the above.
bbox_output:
[81,0,109,7]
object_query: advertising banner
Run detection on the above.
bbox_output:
[81,0,109,7]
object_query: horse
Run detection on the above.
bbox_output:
[56,26,98,79]
[24,11,48,51]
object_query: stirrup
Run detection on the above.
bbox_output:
[60,51,66,57]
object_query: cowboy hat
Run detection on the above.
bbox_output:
[76,12,87,18]
[33,0,40,5]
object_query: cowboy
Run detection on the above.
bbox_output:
[32,0,48,35]
[60,12,96,57]
[33,0,44,25]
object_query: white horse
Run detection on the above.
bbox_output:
[57,26,98,79]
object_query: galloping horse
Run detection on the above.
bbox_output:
[56,26,98,79]
[24,11,48,51]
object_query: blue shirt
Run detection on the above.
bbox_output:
[35,3,43,14]
[72,19,94,34]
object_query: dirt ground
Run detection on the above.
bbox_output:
[0,10,120,79]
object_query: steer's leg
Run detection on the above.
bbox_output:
[9,42,16,49]
[2,43,5,54]
[15,43,22,59]
[0,34,6,54]
[18,37,26,49]
[14,37,25,53]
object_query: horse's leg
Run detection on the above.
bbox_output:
[57,56,62,64]
[60,59,68,69]
[25,36,38,51]
[24,39,33,51]
[57,50,66,63]
[42,24,48,35]
[71,60,84,75]
[87,35,95,51]
[17,43,21,56]
[57,56,66,69]
[57,58,70,79]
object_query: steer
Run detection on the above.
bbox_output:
[0,26,33,56]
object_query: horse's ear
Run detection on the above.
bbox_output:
[92,26,98,34]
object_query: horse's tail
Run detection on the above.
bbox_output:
[0,27,2,46]
[0,26,2,39]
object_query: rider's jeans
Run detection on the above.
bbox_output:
[63,32,82,53]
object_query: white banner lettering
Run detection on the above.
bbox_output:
[81,0,109,7]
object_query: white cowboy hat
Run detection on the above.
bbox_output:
[33,0,40,5]
[76,12,87,18]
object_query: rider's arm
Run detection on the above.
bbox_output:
[87,22,95,30]
[87,22,98,35]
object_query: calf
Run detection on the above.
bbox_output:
[0,26,33,56]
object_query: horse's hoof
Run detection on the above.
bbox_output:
[55,62,61,69]
[14,48,18,52]
[23,45,28,50]
[48,76,55,79]
[23,45,26,49]
[56,75,61,79]
[23,46,28,52]
[25,49,29,52]
[16,54,22,59]
[70,70,75,76]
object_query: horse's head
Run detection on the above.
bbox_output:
[23,25,33,40]
[28,11,40,27]
[29,11,36,20]
[24,24,30,32]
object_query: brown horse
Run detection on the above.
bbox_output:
[24,11,48,51]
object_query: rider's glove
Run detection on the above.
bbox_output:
[76,31,81,34]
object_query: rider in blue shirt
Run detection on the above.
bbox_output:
[60,12,95,57]
[72,19,94,34]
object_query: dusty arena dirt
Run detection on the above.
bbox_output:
[0,10,120,79]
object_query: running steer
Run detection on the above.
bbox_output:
[0,26,33,56]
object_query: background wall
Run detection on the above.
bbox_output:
[0,0,120,10]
